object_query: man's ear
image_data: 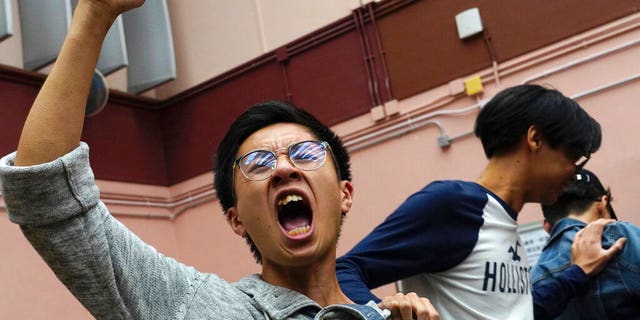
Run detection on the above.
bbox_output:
[340,181,354,215]
[597,195,610,219]
[542,218,552,234]
[225,207,247,237]
[526,125,543,152]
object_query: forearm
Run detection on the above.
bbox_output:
[15,1,118,166]
[336,258,381,304]
[532,265,588,319]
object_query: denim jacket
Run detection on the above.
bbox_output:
[531,218,640,319]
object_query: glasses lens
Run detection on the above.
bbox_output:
[289,141,327,171]
[239,150,276,180]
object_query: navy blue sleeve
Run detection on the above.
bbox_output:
[336,181,486,304]
[532,265,589,320]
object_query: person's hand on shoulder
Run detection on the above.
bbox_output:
[572,218,626,276]
[379,292,439,320]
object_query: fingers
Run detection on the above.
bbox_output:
[379,292,440,320]
[379,293,407,319]
[571,218,624,276]
[414,296,439,320]
[575,218,612,239]
[588,218,616,229]
[574,218,613,245]
[604,237,627,257]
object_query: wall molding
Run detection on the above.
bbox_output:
[3,13,639,220]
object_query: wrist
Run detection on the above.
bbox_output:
[570,264,589,277]
[574,262,594,276]
[69,1,118,40]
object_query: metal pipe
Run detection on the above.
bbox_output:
[571,73,640,100]
[345,103,481,148]
[353,11,378,108]
[280,63,292,102]
[359,3,382,106]
[522,37,640,84]
[367,3,393,101]
[448,130,475,143]
[439,74,640,146]
[348,120,445,153]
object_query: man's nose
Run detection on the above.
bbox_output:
[271,154,301,184]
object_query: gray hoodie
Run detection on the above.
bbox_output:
[0,143,388,320]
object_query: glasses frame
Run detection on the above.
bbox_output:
[574,154,591,172]
[233,140,333,181]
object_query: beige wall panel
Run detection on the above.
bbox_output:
[0,0,21,67]
[155,0,264,98]
[256,0,353,50]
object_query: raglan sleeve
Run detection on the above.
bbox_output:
[532,264,588,319]
[336,181,485,304]
[530,225,589,320]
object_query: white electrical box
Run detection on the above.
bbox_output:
[455,8,483,39]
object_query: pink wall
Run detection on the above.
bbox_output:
[0,212,93,319]
[0,0,21,68]
[173,202,261,281]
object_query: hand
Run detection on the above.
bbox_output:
[379,292,439,320]
[87,0,145,13]
[84,0,145,19]
[571,218,626,276]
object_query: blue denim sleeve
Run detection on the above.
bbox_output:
[532,264,588,320]
[606,222,640,296]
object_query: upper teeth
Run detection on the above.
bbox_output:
[278,194,303,206]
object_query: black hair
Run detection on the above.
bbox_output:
[213,100,352,263]
[474,84,601,159]
[542,169,615,228]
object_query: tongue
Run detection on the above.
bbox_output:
[282,216,310,231]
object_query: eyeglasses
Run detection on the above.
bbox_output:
[575,171,617,220]
[574,154,590,172]
[234,140,332,181]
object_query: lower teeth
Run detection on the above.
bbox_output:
[287,225,310,235]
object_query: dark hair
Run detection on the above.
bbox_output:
[213,100,352,263]
[542,169,615,227]
[474,84,601,159]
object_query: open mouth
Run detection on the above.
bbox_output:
[277,193,313,237]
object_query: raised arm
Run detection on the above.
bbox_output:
[15,0,143,166]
